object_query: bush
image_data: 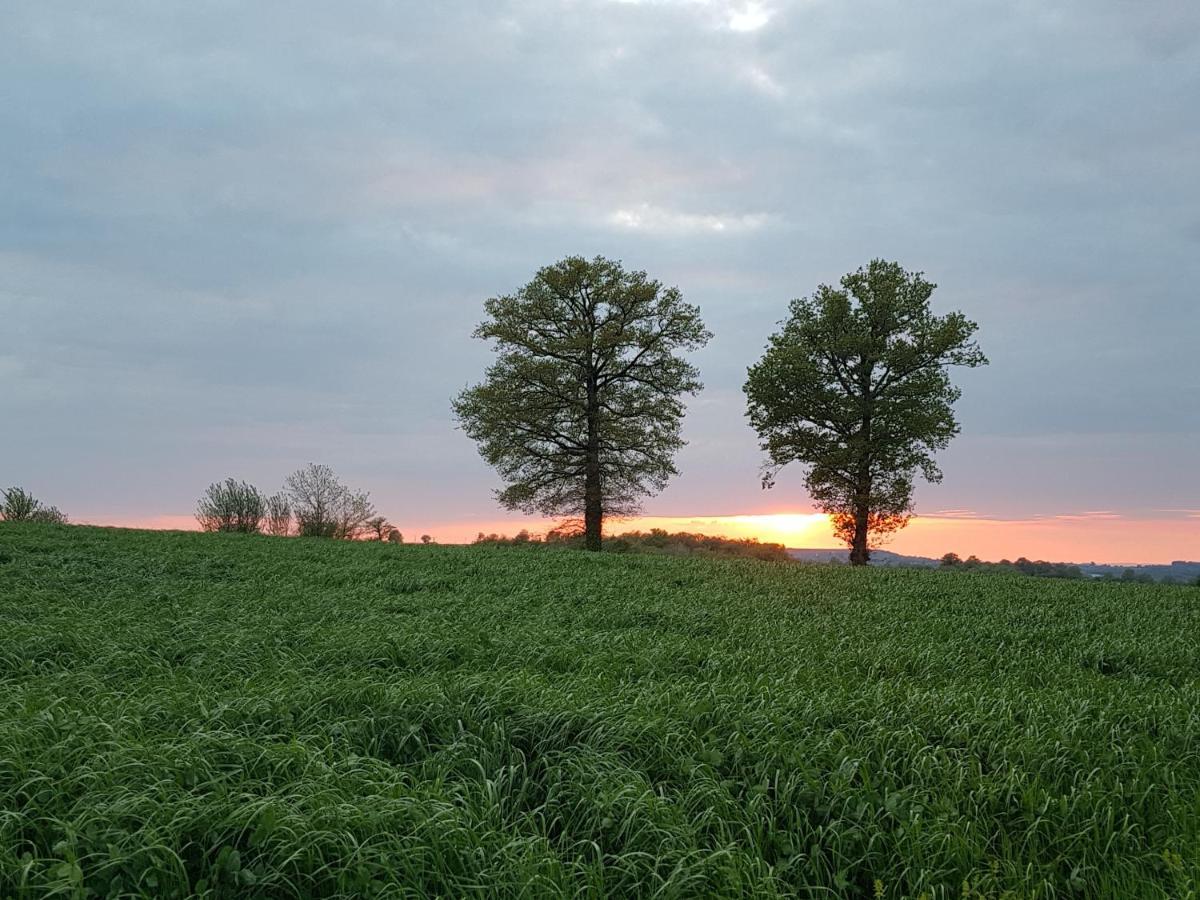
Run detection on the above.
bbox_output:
[1,487,69,524]
[30,506,68,525]
[612,529,792,562]
[196,479,265,534]
[264,493,292,537]
[472,527,790,562]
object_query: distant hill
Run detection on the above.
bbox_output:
[789,548,1200,583]
[788,548,939,567]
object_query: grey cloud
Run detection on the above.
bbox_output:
[2,0,1197,522]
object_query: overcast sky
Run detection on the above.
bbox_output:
[3,1,1198,555]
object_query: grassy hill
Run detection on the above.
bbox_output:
[1,525,1198,898]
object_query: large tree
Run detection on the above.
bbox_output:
[744,259,987,565]
[453,255,710,551]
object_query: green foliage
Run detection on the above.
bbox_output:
[453,255,710,550]
[1,525,1198,897]
[0,487,68,525]
[1099,568,1159,585]
[612,529,791,562]
[473,528,791,562]
[940,553,1086,580]
[195,479,265,533]
[745,260,986,564]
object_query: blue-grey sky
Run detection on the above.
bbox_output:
[3,1,1198,553]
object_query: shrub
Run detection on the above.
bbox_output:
[1,487,68,524]
[264,493,292,537]
[196,479,265,533]
[30,506,68,525]
[611,529,792,562]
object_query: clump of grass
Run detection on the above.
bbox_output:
[1,525,1198,897]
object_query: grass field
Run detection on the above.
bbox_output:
[1,524,1198,898]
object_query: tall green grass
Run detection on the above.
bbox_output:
[1,524,1197,898]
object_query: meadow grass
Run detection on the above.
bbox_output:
[1,524,1198,898]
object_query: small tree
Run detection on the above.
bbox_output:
[264,492,292,537]
[420,534,433,545]
[285,464,342,538]
[1,487,38,521]
[196,479,265,533]
[336,490,376,541]
[0,488,68,524]
[386,529,404,544]
[453,255,711,551]
[366,516,396,542]
[745,260,987,566]
[284,464,376,539]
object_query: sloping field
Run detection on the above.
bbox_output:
[1,525,1198,898]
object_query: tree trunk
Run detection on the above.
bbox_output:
[849,504,870,566]
[584,464,602,551]
[583,371,603,552]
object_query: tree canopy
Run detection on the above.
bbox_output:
[744,259,987,565]
[283,464,376,540]
[453,255,710,550]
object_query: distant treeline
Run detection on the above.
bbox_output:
[194,464,434,544]
[474,527,793,563]
[939,553,1085,580]
[940,552,1200,585]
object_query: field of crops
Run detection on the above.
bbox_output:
[1,524,1198,898]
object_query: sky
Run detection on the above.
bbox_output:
[2,0,1198,563]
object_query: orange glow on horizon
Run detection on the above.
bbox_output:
[78,509,1200,566]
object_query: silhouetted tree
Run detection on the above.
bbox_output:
[940,552,962,567]
[420,534,433,545]
[745,260,987,566]
[196,479,264,533]
[285,464,341,537]
[454,256,710,551]
[284,463,375,539]
[386,530,404,544]
[0,487,68,524]
[337,491,376,541]
[367,516,396,542]
[264,493,292,537]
